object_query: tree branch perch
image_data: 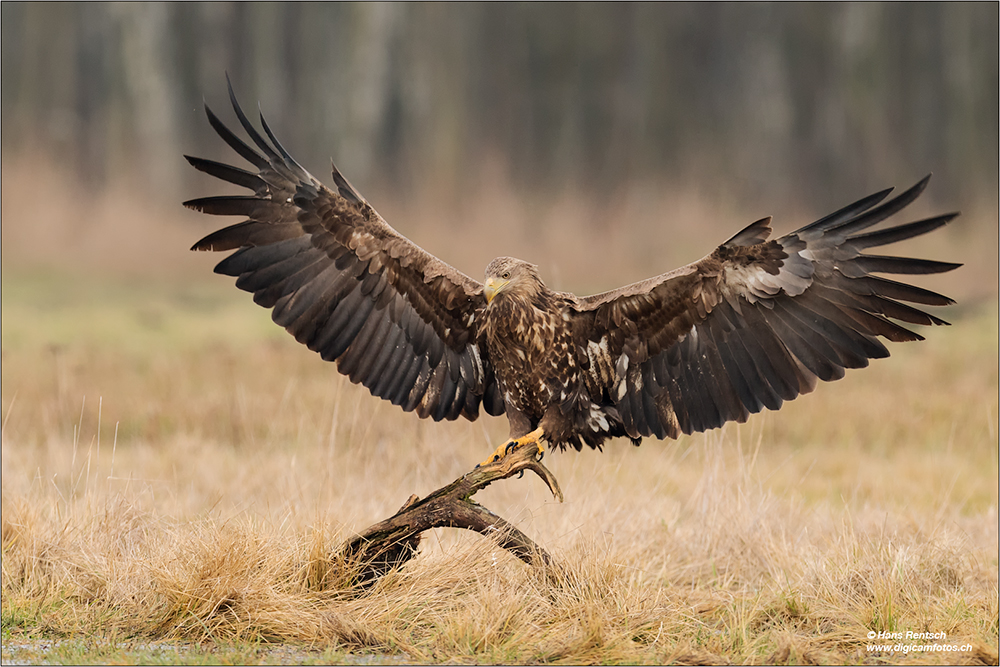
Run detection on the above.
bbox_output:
[333,443,564,588]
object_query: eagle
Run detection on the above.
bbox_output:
[185,82,960,467]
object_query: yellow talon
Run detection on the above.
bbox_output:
[477,427,545,468]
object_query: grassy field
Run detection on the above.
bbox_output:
[1,162,998,664]
[2,267,996,665]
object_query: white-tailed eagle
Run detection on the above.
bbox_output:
[185,81,960,466]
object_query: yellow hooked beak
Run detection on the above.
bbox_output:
[483,277,509,304]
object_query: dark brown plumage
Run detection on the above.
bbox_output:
[186,81,960,456]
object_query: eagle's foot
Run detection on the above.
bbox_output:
[467,427,563,502]
[477,427,545,468]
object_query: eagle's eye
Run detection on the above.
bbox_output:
[501,271,511,280]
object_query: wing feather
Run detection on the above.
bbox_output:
[572,177,958,439]
[398,356,432,411]
[254,251,331,310]
[185,156,265,192]
[682,349,721,433]
[367,321,408,386]
[319,288,376,361]
[338,303,393,380]
[737,305,810,400]
[373,337,413,400]
[700,328,749,426]
[186,81,503,421]
[707,311,769,414]
[758,304,845,382]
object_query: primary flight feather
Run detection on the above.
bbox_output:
[186,81,960,463]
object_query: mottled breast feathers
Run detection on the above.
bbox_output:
[186,80,960,452]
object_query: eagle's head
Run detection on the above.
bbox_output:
[483,257,544,304]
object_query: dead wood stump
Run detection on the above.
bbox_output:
[334,443,564,589]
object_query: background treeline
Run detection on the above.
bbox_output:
[2,2,996,208]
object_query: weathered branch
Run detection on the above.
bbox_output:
[333,443,563,589]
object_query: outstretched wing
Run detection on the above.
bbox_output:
[185,80,504,421]
[573,176,960,439]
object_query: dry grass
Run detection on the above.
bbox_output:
[2,270,996,665]
[2,159,998,663]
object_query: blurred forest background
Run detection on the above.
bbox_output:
[1,2,997,293]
